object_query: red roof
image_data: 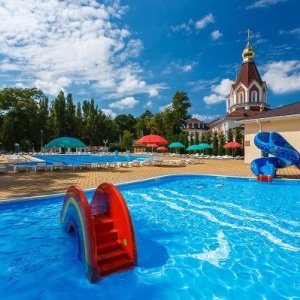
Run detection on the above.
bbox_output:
[232,62,264,90]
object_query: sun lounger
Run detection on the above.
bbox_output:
[10,164,28,173]
[35,162,48,171]
[152,159,164,166]
[0,164,7,174]
[50,162,64,171]
[119,161,131,167]
[141,158,153,166]
[129,160,142,167]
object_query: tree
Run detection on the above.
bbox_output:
[65,93,78,138]
[212,131,219,155]
[0,87,46,151]
[51,91,66,138]
[218,132,225,156]
[135,110,153,137]
[114,114,137,135]
[119,129,133,151]
[165,91,191,136]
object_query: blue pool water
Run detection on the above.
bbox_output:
[30,154,148,166]
[0,175,299,299]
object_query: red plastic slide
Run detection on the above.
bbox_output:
[60,182,138,283]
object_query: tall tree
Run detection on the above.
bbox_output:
[0,87,45,151]
[65,93,78,138]
[51,91,67,138]
[167,91,191,135]
[114,114,137,135]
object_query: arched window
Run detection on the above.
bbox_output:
[251,91,257,102]
[239,93,244,103]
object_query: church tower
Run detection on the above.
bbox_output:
[226,29,268,114]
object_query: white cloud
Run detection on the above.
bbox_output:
[246,0,287,10]
[211,30,223,40]
[261,60,300,94]
[102,108,117,119]
[109,96,139,110]
[212,79,233,95]
[171,14,214,34]
[143,101,153,108]
[279,27,300,35]
[192,113,220,122]
[203,94,225,105]
[195,13,214,30]
[159,103,172,112]
[203,79,233,105]
[0,0,165,99]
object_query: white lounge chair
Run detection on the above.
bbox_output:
[141,158,153,166]
[0,164,7,173]
[129,160,142,167]
[51,162,64,170]
[10,164,28,173]
[36,162,48,171]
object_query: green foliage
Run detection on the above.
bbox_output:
[218,132,225,156]
[0,87,199,154]
[212,131,218,155]
[119,130,133,150]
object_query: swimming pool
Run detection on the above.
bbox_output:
[0,175,299,299]
[31,154,149,166]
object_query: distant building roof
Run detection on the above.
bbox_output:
[236,101,300,123]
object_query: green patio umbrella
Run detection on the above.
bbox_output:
[169,142,185,154]
[169,142,185,148]
[44,137,86,149]
[186,144,204,151]
[198,143,212,149]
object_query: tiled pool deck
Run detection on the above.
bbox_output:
[0,156,299,201]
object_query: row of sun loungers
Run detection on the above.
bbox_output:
[2,156,200,174]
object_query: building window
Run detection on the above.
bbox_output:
[251,91,257,102]
[194,123,198,129]
[189,123,192,129]
[239,93,244,103]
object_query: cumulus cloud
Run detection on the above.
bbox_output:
[0,0,165,99]
[261,60,300,94]
[109,96,139,110]
[203,79,233,105]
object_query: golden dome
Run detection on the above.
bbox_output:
[242,29,255,63]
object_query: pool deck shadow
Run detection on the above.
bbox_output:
[0,157,299,201]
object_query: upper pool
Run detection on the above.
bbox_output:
[30,154,148,166]
[0,175,299,299]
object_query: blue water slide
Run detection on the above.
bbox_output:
[251,132,300,177]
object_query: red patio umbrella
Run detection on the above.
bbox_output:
[146,143,158,148]
[136,134,168,145]
[157,146,168,151]
[224,141,242,156]
[223,142,242,149]
[136,134,168,155]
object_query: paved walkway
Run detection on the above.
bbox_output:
[0,157,299,201]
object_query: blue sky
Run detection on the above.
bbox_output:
[0,0,299,121]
